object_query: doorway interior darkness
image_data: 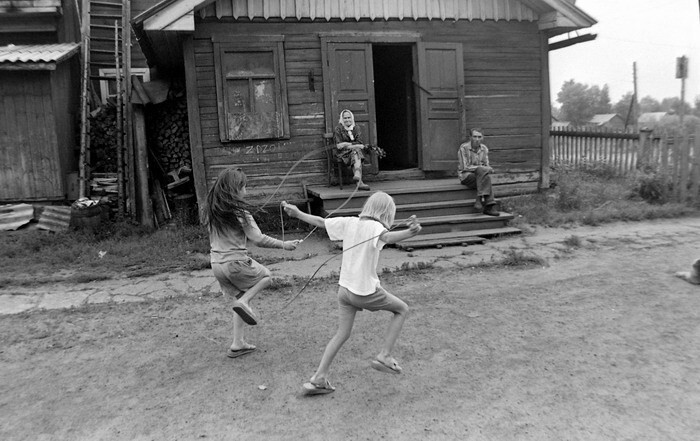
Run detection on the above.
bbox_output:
[372,44,418,170]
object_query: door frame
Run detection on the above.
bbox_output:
[320,32,421,172]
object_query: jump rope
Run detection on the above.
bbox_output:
[240,143,418,318]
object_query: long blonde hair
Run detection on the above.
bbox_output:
[359,191,396,229]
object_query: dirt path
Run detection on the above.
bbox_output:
[1,220,700,440]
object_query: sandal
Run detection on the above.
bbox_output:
[302,379,336,396]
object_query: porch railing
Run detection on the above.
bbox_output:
[550,127,700,204]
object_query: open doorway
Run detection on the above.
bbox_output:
[372,44,418,170]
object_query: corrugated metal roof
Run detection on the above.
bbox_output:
[0,0,61,13]
[0,203,35,231]
[0,43,80,64]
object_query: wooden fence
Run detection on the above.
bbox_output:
[550,127,700,204]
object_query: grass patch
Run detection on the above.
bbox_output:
[501,165,699,228]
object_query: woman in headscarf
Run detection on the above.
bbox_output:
[334,109,370,190]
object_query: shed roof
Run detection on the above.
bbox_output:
[0,0,61,15]
[0,43,80,69]
[588,113,622,125]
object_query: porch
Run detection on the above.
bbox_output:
[304,177,521,250]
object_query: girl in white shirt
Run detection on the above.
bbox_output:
[283,191,421,395]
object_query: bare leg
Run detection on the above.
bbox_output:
[230,276,271,347]
[351,152,370,190]
[230,315,253,350]
[375,299,409,366]
[237,276,271,308]
[310,309,357,384]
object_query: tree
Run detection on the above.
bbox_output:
[613,92,635,123]
[639,96,662,113]
[556,80,612,126]
[593,84,612,115]
[660,97,693,115]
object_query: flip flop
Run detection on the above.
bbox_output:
[302,379,336,396]
[226,346,256,359]
[371,358,403,374]
[232,301,258,326]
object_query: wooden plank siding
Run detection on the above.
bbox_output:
[0,71,64,200]
[189,18,544,201]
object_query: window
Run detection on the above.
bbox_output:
[213,36,290,141]
[98,68,150,104]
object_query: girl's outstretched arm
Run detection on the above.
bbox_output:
[242,212,300,250]
[380,216,422,244]
[281,201,326,229]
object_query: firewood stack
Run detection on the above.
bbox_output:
[146,96,191,176]
[88,105,119,173]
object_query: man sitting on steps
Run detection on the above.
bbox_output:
[457,128,499,216]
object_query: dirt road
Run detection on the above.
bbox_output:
[1,219,699,440]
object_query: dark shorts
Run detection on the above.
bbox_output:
[211,258,271,298]
[338,285,407,314]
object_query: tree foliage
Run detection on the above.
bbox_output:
[557,80,612,126]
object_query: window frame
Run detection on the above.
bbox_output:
[98,68,150,104]
[212,35,290,142]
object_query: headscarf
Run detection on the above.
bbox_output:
[338,109,355,141]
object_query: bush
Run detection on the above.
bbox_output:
[630,171,670,204]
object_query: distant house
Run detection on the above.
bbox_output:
[551,115,571,129]
[638,112,669,130]
[587,113,625,130]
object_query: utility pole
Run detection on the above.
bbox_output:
[632,62,638,131]
[676,56,688,128]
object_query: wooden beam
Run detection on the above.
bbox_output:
[548,33,596,51]
[183,35,207,221]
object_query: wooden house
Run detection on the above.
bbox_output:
[587,113,625,130]
[132,0,595,211]
[0,0,81,202]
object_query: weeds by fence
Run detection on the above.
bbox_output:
[550,127,700,205]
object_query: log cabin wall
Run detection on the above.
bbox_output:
[188,18,545,203]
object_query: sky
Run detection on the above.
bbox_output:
[549,0,700,106]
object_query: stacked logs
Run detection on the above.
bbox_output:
[146,96,191,175]
[88,105,119,173]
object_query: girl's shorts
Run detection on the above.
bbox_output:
[211,258,271,298]
[337,285,407,314]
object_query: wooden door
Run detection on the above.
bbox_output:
[417,42,465,171]
[324,42,378,173]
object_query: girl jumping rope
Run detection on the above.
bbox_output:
[282,191,422,395]
[204,167,300,359]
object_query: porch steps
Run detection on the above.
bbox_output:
[304,178,521,248]
[394,227,522,250]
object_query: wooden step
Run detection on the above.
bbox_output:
[325,199,483,218]
[395,212,514,235]
[307,179,476,211]
[393,227,522,250]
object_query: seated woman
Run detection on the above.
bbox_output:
[334,109,371,190]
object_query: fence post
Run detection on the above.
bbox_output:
[636,129,650,171]
[679,132,690,203]
[691,129,700,204]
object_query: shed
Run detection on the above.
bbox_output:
[587,113,625,130]
[0,43,81,202]
[132,0,596,208]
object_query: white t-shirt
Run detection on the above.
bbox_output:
[325,217,387,295]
